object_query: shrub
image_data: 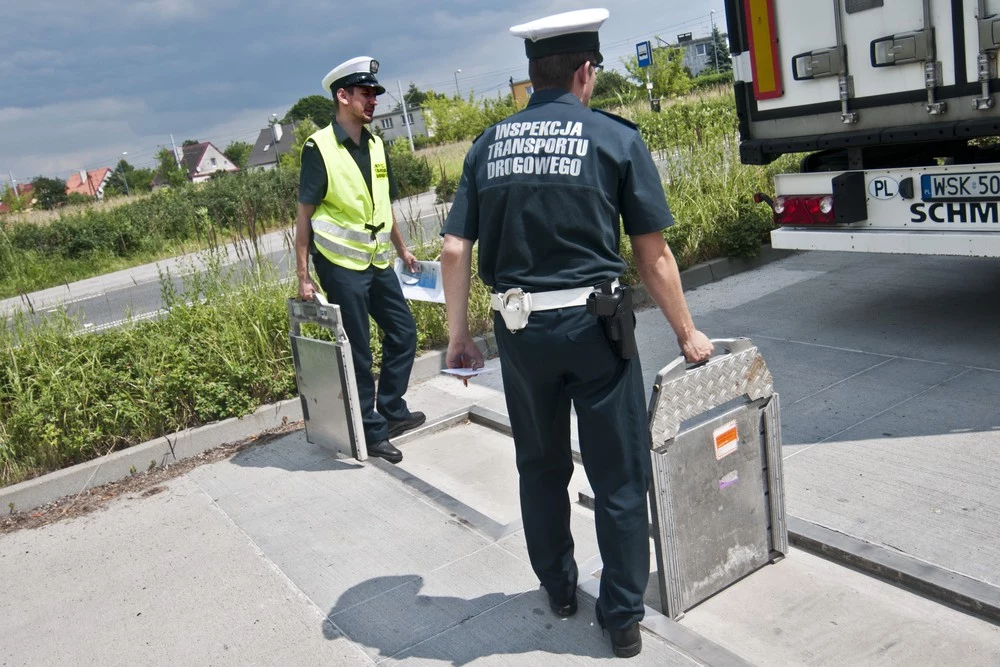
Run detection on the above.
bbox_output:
[692,71,734,90]
[66,193,93,206]
[0,168,298,298]
[434,165,458,204]
[0,245,494,487]
[390,141,434,197]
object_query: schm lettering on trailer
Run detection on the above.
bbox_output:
[909,202,1000,224]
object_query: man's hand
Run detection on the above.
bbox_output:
[298,277,319,301]
[399,248,420,273]
[446,336,484,371]
[679,330,713,363]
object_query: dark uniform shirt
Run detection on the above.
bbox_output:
[298,119,399,204]
[442,89,673,292]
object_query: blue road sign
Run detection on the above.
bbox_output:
[636,40,652,68]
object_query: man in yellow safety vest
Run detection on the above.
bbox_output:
[294,56,424,464]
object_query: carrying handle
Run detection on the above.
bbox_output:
[660,338,754,383]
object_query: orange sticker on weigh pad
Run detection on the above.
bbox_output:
[713,421,739,460]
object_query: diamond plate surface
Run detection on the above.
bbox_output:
[649,347,774,445]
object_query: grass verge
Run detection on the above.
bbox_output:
[1,89,796,487]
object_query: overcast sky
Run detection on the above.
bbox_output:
[0,0,726,181]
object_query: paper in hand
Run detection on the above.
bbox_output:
[395,259,445,303]
[441,367,493,378]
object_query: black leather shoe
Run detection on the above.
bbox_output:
[387,411,426,438]
[548,593,578,618]
[596,605,642,658]
[367,439,403,464]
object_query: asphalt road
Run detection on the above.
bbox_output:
[1,190,449,332]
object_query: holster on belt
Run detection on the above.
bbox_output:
[586,281,638,359]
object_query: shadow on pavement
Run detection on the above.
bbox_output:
[229,432,363,473]
[323,575,608,664]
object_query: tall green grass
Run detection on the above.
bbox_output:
[0,168,297,299]
[622,91,798,268]
[0,88,796,488]
[0,243,493,488]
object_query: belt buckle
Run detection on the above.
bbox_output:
[499,288,531,332]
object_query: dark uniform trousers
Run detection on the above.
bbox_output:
[313,254,417,443]
[494,305,651,631]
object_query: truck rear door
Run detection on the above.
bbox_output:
[729,1,1000,164]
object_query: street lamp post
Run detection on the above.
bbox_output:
[120,151,131,197]
[454,69,462,98]
[710,10,720,74]
[269,113,281,167]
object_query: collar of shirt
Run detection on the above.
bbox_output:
[526,89,583,108]
[332,119,373,149]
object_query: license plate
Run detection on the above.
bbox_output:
[921,172,1000,201]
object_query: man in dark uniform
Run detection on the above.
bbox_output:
[440,9,713,658]
[295,56,425,464]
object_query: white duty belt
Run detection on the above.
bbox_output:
[490,280,619,333]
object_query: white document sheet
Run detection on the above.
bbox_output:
[394,259,446,303]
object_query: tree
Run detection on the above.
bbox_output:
[395,82,430,111]
[406,83,429,106]
[105,163,155,197]
[592,69,635,99]
[623,44,692,99]
[31,176,68,210]
[223,140,253,169]
[156,147,188,188]
[283,95,335,128]
[127,168,156,193]
[422,94,487,143]
[278,118,320,174]
[1,185,31,213]
[182,139,200,147]
[708,25,732,72]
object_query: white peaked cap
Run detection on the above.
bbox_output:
[510,8,609,60]
[321,56,385,95]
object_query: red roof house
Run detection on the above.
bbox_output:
[65,167,113,200]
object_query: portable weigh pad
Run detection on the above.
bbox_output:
[646,338,788,619]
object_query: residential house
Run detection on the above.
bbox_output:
[65,167,113,200]
[0,183,35,214]
[675,32,726,77]
[180,142,239,182]
[510,78,534,106]
[371,105,430,144]
[246,122,297,170]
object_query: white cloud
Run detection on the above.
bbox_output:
[0,0,728,179]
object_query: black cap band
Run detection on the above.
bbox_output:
[524,32,600,59]
[329,72,385,95]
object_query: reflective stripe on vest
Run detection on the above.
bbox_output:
[314,234,392,264]
[311,219,391,247]
[306,125,393,270]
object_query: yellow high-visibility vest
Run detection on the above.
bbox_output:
[307,125,393,270]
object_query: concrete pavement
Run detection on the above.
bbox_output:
[3,250,1000,664]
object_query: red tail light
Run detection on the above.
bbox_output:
[773,195,836,225]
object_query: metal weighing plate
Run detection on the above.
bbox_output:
[647,338,788,620]
[288,296,366,461]
[291,334,363,460]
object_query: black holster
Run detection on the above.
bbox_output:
[586,281,638,359]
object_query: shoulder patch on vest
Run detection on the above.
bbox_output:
[593,109,638,130]
[304,140,315,148]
